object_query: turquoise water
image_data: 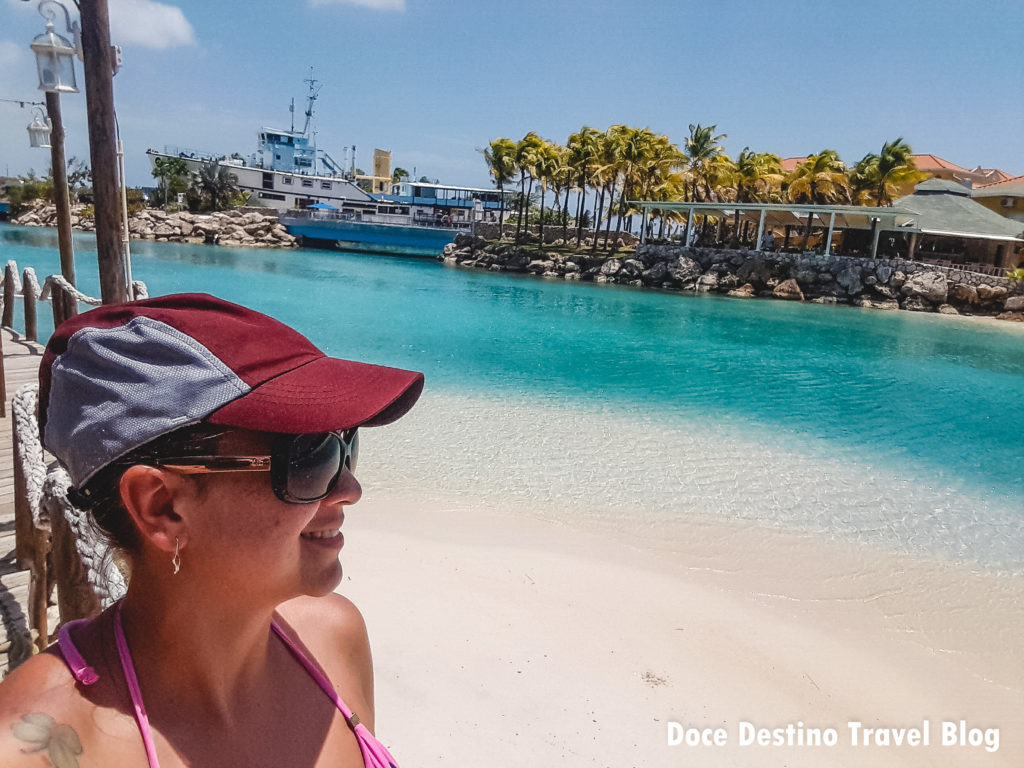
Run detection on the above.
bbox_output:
[3,223,1023,569]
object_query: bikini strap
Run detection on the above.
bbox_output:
[270,620,399,768]
[56,619,100,685]
[113,603,162,768]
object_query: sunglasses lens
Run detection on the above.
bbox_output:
[346,430,359,473]
[286,433,342,502]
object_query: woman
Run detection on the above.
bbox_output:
[0,293,424,767]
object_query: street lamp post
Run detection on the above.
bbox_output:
[26,0,80,288]
[25,0,127,303]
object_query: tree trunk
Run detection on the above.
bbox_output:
[591,186,606,253]
[805,212,814,248]
[498,179,505,237]
[514,172,526,243]
[604,179,618,249]
[565,185,573,241]
[538,183,546,246]
[575,188,586,245]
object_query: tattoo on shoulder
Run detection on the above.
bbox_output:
[12,714,83,768]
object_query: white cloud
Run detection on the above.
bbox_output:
[108,0,197,49]
[309,0,406,10]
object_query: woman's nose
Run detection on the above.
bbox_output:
[326,466,362,506]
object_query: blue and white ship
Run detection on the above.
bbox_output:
[146,74,511,257]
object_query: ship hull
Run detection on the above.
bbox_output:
[281,214,460,257]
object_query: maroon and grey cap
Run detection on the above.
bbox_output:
[39,293,424,488]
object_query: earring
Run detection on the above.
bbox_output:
[172,537,181,575]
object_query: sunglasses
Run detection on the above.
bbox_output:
[156,429,359,504]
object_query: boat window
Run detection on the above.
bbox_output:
[283,176,293,185]
[262,172,274,190]
[321,181,332,190]
[259,192,285,201]
[301,179,314,188]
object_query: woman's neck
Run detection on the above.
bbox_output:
[116,577,285,724]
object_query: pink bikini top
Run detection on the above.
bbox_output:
[57,604,399,768]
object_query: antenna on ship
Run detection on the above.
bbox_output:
[302,66,321,138]
[289,97,295,134]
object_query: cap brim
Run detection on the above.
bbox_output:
[206,356,424,433]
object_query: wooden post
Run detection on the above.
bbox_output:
[22,271,37,342]
[63,287,79,321]
[908,231,919,261]
[46,92,76,286]
[79,0,127,304]
[2,264,17,328]
[824,212,836,257]
[0,329,5,418]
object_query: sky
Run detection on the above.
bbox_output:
[1,0,1022,189]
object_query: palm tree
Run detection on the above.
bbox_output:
[627,132,685,239]
[598,124,629,249]
[683,123,727,201]
[189,161,239,212]
[732,148,783,240]
[566,127,602,244]
[152,156,189,207]
[786,149,850,205]
[513,131,545,242]
[533,139,561,245]
[481,138,516,236]
[786,150,850,245]
[850,138,928,206]
[391,167,410,183]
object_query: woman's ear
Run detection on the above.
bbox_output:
[119,465,189,554]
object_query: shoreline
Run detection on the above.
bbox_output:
[441,236,1024,323]
[342,491,1023,767]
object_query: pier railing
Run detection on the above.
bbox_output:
[3,262,139,665]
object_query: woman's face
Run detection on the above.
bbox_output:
[170,428,362,603]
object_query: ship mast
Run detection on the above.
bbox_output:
[302,67,321,138]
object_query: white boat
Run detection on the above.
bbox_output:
[146,75,511,256]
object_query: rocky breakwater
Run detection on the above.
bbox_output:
[13,204,297,249]
[440,234,1024,321]
[128,208,297,248]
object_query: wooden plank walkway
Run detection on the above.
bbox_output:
[0,327,57,676]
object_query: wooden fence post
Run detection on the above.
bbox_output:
[22,271,37,342]
[2,264,16,328]
[50,284,71,330]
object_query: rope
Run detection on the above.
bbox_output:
[43,469,127,609]
[38,274,103,307]
[12,385,47,527]
[14,383,127,609]
[2,260,149,308]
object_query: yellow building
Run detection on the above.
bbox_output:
[971,175,1024,224]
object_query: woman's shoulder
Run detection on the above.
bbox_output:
[275,593,375,728]
[0,652,92,764]
[0,651,79,714]
[277,592,370,648]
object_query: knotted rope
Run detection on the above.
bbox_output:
[42,470,127,609]
[12,385,47,528]
[14,383,128,610]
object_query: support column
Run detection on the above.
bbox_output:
[46,92,75,286]
[908,231,919,260]
[824,212,836,257]
[684,206,694,246]
[754,208,766,252]
[870,219,882,259]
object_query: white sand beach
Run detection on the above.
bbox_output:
[341,493,1023,768]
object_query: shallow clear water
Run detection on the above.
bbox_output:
[3,224,1023,570]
